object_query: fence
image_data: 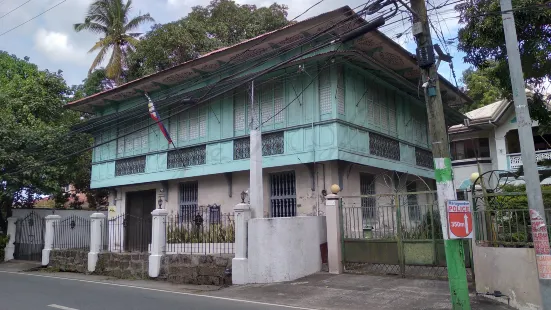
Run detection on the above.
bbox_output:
[474,208,551,247]
[340,192,472,280]
[103,213,152,253]
[53,215,91,250]
[165,210,235,254]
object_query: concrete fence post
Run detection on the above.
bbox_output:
[149,208,168,278]
[4,217,17,261]
[232,203,251,284]
[325,192,343,274]
[42,215,61,266]
[88,213,106,272]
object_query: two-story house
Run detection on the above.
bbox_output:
[450,91,551,191]
[67,6,468,225]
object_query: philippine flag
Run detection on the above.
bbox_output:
[146,93,173,145]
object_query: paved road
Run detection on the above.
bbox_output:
[0,271,313,310]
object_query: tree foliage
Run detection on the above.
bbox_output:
[126,0,289,81]
[0,52,93,231]
[74,0,154,83]
[460,65,503,112]
[457,0,551,126]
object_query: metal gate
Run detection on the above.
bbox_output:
[340,191,473,280]
[270,171,296,217]
[14,211,45,261]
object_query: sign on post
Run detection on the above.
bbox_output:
[447,200,473,239]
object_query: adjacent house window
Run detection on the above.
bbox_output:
[180,181,198,223]
[450,138,490,160]
[367,87,397,134]
[360,173,376,224]
[117,117,149,156]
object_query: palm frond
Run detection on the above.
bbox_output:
[73,22,108,35]
[89,45,110,74]
[124,14,154,32]
[105,45,123,82]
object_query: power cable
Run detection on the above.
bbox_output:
[5,14,388,175]
[0,0,67,37]
[0,0,31,19]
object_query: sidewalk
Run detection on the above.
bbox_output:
[1,260,513,310]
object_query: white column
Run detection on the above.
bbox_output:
[42,215,61,266]
[325,193,343,274]
[149,208,168,278]
[88,213,106,272]
[495,135,508,171]
[232,203,251,284]
[250,129,264,218]
[4,217,17,262]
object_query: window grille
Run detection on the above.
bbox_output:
[167,145,206,169]
[407,182,421,222]
[270,171,296,217]
[337,65,345,115]
[115,156,146,176]
[180,181,198,223]
[369,133,400,161]
[360,173,376,224]
[319,66,331,115]
[233,132,284,160]
[415,147,434,169]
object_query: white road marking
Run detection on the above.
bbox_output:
[0,271,318,310]
[48,305,79,310]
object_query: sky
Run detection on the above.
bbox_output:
[0,0,469,87]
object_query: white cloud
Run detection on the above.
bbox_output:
[34,28,88,65]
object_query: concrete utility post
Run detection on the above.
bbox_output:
[408,0,471,308]
[249,80,264,218]
[499,0,551,305]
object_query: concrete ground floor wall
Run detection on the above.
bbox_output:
[107,160,436,218]
[473,245,542,309]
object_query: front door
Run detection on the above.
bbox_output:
[125,190,156,252]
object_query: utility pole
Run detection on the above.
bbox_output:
[500,0,551,305]
[408,0,471,308]
[249,80,264,218]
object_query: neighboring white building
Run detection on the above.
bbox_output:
[449,94,551,192]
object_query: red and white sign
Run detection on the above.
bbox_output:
[447,200,473,239]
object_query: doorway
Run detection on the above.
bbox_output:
[125,189,156,252]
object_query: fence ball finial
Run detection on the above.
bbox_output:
[330,184,341,194]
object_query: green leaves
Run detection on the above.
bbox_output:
[125,0,289,81]
[0,51,93,216]
[457,0,551,126]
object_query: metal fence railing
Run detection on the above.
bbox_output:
[474,209,551,247]
[104,213,152,253]
[53,215,90,250]
[165,210,235,255]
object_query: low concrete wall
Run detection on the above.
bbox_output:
[247,216,327,283]
[48,250,231,285]
[473,245,542,309]
[49,250,88,273]
[159,254,232,285]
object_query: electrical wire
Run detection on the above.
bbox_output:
[0,0,67,37]
[0,0,31,19]
[4,13,388,176]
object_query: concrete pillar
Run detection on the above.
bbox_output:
[495,135,508,170]
[325,192,343,274]
[88,213,106,272]
[250,129,263,218]
[42,215,61,266]
[232,203,251,284]
[4,217,17,262]
[149,208,168,278]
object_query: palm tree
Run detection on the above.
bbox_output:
[74,0,154,84]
